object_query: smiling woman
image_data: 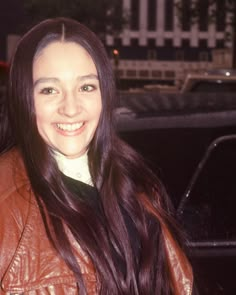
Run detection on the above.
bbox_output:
[0,18,193,295]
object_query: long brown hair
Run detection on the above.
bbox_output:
[3,18,179,294]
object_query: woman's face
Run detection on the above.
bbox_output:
[33,41,102,158]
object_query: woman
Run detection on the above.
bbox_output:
[0,18,193,294]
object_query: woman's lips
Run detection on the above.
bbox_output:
[55,122,85,135]
[56,122,84,131]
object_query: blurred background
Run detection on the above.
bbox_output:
[0,0,236,92]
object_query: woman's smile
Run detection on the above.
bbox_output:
[56,122,84,132]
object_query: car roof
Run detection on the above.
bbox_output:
[181,70,236,93]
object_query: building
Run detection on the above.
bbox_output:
[3,0,233,90]
[105,0,233,89]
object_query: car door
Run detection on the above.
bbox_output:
[177,134,236,295]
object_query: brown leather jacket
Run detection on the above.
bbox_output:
[0,149,193,294]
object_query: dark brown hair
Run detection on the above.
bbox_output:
[3,18,178,294]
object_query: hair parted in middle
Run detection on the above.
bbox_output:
[9,18,115,171]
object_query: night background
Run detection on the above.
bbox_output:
[0,0,25,60]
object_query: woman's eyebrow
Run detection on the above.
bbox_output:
[34,74,99,87]
[34,77,59,87]
[77,74,99,82]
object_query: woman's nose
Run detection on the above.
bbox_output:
[59,92,81,117]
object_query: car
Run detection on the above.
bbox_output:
[177,134,236,294]
[181,69,236,93]
[116,91,236,294]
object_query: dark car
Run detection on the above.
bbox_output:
[116,91,236,294]
[177,134,236,294]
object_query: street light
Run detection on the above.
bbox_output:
[112,49,119,67]
[112,49,120,86]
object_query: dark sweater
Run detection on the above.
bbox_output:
[61,174,140,275]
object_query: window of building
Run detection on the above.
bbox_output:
[216,0,226,31]
[216,39,225,49]
[131,0,140,30]
[152,70,162,78]
[148,38,156,48]
[147,49,157,60]
[199,51,209,61]
[182,39,190,48]
[175,50,184,61]
[139,70,149,78]
[198,0,209,32]
[126,70,137,77]
[148,0,157,31]
[181,0,191,31]
[165,70,175,79]
[114,38,122,47]
[165,39,173,47]
[165,0,174,30]
[199,39,208,49]
[117,70,124,77]
[131,38,139,47]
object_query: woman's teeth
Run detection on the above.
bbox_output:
[56,122,84,131]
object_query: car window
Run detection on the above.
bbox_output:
[190,81,236,93]
[178,135,236,244]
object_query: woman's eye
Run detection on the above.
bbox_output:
[80,84,95,92]
[40,87,57,95]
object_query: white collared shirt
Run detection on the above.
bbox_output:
[53,151,93,186]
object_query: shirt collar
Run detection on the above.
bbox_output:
[53,150,93,186]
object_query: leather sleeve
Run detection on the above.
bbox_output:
[0,149,31,282]
[0,185,31,281]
